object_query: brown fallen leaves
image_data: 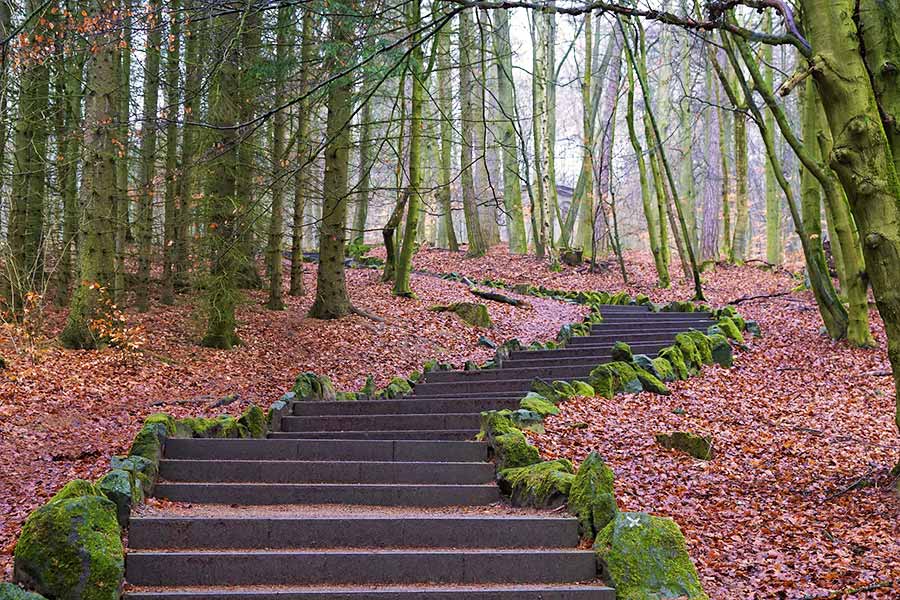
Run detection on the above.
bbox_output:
[0,263,584,577]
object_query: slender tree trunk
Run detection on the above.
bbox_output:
[161,0,181,305]
[114,4,131,303]
[136,2,162,312]
[290,9,314,297]
[56,50,83,304]
[308,8,354,319]
[353,98,372,245]
[459,9,486,257]
[436,10,459,251]
[490,8,526,253]
[762,12,782,266]
[700,64,721,269]
[678,55,697,254]
[266,4,291,310]
[475,12,500,247]
[60,3,118,348]
[731,101,751,264]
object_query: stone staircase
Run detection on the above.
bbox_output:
[124,304,712,599]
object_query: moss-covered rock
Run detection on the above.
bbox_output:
[708,334,733,367]
[238,404,266,438]
[551,380,577,400]
[716,317,745,343]
[432,302,492,328]
[658,346,689,380]
[109,455,154,495]
[594,512,708,600]
[97,469,143,526]
[143,413,176,436]
[480,411,541,470]
[745,320,762,337]
[683,331,713,365]
[611,341,633,363]
[51,479,100,502]
[14,495,124,600]
[377,377,413,399]
[571,380,595,397]
[498,459,575,508]
[568,452,618,539]
[292,371,337,401]
[0,583,47,600]
[650,357,676,382]
[266,396,291,432]
[656,431,715,460]
[128,421,166,465]
[519,394,559,417]
[632,354,655,375]
[634,367,669,395]
[674,333,703,372]
[589,361,642,399]
[530,378,559,403]
[176,415,245,439]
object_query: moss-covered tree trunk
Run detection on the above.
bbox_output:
[459,8,487,258]
[731,101,750,264]
[800,0,900,432]
[436,9,459,252]
[354,97,372,245]
[290,9,314,297]
[161,0,181,306]
[491,8,526,253]
[60,3,118,349]
[114,5,131,303]
[475,14,500,247]
[762,13,783,266]
[136,2,162,312]
[308,4,354,319]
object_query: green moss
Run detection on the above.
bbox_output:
[292,372,337,401]
[494,430,541,471]
[571,380,595,397]
[176,415,245,439]
[97,469,143,526]
[674,333,703,372]
[13,495,124,600]
[594,512,708,600]
[650,357,675,382]
[589,361,642,399]
[144,413,176,436]
[377,377,413,399]
[530,378,559,402]
[708,334,733,367]
[656,431,715,460]
[519,394,559,417]
[716,317,745,343]
[551,380,577,400]
[611,341,633,363]
[109,455,154,495]
[128,423,165,476]
[498,459,575,508]
[0,583,47,600]
[658,346,689,380]
[432,302,492,328]
[50,480,99,503]
[568,452,618,539]
[238,404,267,438]
[635,367,669,395]
[683,331,713,365]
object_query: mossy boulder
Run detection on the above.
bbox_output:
[589,361,642,399]
[571,380,595,397]
[745,320,762,337]
[634,367,669,395]
[658,346,689,380]
[611,341,633,363]
[650,357,676,382]
[127,423,166,481]
[520,393,559,417]
[480,411,541,470]
[143,413,176,436]
[0,583,47,600]
[683,331,713,365]
[551,380,577,400]
[498,459,575,508]
[716,317,745,343]
[656,431,715,460]
[14,495,124,600]
[97,469,143,526]
[238,404,266,438]
[432,302,492,328]
[530,378,560,403]
[632,354,655,375]
[109,455,154,495]
[674,333,703,372]
[51,479,100,502]
[708,334,733,368]
[568,452,618,539]
[266,396,291,432]
[176,415,245,438]
[377,377,413,399]
[292,372,337,401]
[594,512,708,600]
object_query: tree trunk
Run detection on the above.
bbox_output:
[60,3,118,349]
[762,12,783,266]
[308,8,354,319]
[114,5,131,303]
[354,98,372,245]
[161,0,181,305]
[490,8,526,253]
[459,8,487,257]
[290,9,314,297]
[731,100,751,264]
[475,12,500,247]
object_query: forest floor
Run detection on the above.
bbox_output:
[2,246,898,599]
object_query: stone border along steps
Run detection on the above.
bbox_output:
[124,304,713,599]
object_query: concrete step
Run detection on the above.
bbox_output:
[599,310,711,319]
[588,322,711,334]
[591,318,711,328]
[159,460,494,485]
[281,413,481,432]
[163,438,488,462]
[153,482,500,506]
[126,549,599,586]
[414,379,538,397]
[129,515,580,549]
[568,332,686,346]
[268,430,479,441]
[508,342,671,361]
[425,365,595,383]
[503,356,611,369]
[124,584,616,599]
[292,397,520,416]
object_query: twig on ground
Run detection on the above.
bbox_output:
[469,288,530,307]
[350,305,385,323]
[729,291,791,305]
[799,580,894,599]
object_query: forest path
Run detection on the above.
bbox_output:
[122,305,713,598]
